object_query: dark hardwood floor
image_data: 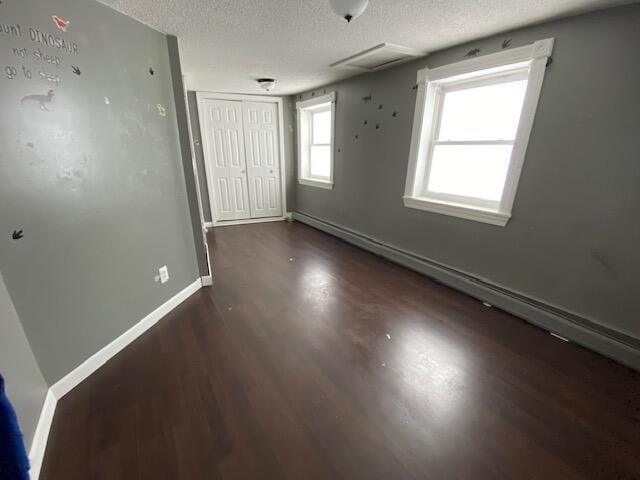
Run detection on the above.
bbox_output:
[41,221,640,479]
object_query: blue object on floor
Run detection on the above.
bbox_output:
[0,374,30,480]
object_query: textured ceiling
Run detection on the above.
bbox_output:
[98,0,631,95]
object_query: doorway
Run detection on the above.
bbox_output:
[196,93,287,226]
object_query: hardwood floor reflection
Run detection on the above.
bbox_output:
[41,221,640,479]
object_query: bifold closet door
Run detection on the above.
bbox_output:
[202,99,251,221]
[242,102,283,218]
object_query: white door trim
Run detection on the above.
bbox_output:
[196,91,288,227]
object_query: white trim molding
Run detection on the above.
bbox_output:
[28,278,202,479]
[204,216,286,228]
[293,211,640,372]
[403,38,554,226]
[29,390,57,480]
[296,91,336,190]
[299,178,333,190]
[402,195,510,226]
[195,91,289,227]
[51,278,202,399]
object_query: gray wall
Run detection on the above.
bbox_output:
[293,4,640,341]
[167,36,208,277]
[187,91,214,222]
[188,92,297,222]
[0,0,199,383]
[0,272,48,450]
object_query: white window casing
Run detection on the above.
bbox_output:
[403,39,554,226]
[297,92,336,190]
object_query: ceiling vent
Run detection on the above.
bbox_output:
[330,43,426,72]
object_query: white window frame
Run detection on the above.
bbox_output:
[296,92,336,190]
[403,39,554,226]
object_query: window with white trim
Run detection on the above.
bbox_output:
[297,92,335,189]
[404,39,554,226]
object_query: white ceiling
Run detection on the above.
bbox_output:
[99,0,631,95]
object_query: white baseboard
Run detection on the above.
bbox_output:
[201,275,213,287]
[51,278,202,400]
[29,390,57,480]
[28,278,202,479]
[293,211,640,371]
[205,216,286,228]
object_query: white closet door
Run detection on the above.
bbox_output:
[242,102,283,218]
[202,99,251,221]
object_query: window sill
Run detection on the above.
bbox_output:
[299,178,333,190]
[402,196,510,226]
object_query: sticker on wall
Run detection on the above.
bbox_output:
[20,90,54,110]
[104,96,110,105]
[157,104,166,116]
[465,48,480,57]
[71,65,81,75]
[149,67,154,76]
[392,111,398,118]
[52,15,70,32]
[378,104,383,110]
[362,94,372,102]
[502,39,512,49]
[12,230,24,240]
[375,123,380,130]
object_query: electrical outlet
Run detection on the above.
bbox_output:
[159,265,169,284]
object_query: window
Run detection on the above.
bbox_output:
[297,92,336,189]
[404,39,554,226]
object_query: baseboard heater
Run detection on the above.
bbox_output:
[292,211,640,372]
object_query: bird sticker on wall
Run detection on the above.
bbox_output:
[502,39,512,49]
[149,67,154,76]
[52,15,70,32]
[157,104,166,116]
[71,65,81,75]
[12,230,24,240]
[465,48,480,57]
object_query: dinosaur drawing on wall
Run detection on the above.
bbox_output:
[20,90,55,110]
